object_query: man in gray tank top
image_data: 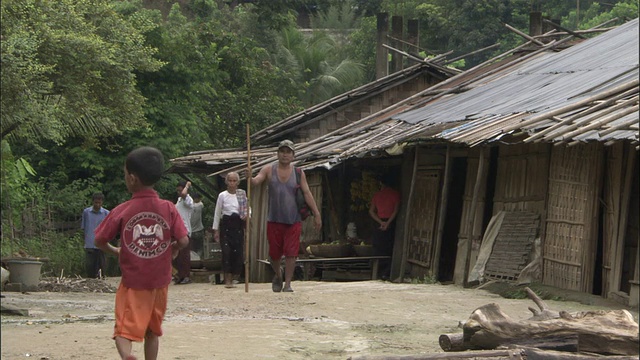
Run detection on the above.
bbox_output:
[251,140,322,292]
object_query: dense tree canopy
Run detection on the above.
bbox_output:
[1,0,164,147]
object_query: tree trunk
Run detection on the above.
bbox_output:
[440,287,639,356]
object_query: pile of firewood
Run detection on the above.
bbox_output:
[38,276,116,293]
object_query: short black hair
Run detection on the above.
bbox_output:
[177,180,187,188]
[125,147,165,186]
[92,192,104,201]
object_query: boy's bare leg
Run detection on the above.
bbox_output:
[144,330,159,360]
[115,336,135,360]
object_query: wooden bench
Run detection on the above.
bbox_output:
[257,256,390,281]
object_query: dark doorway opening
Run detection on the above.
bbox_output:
[438,157,467,282]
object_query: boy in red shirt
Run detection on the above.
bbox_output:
[95,146,189,360]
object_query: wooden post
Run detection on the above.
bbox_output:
[610,146,636,295]
[375,13,388,80]
[391,15,404,74]
[407,19,419,56]
[399,147,419,282]
[529,11,543,36]
[432,145,451,280]
[463,148,486,287]
[244,123,251,292]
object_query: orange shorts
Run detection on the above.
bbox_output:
[113,283,168,342]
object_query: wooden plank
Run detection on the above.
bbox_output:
[258,256,389,264]
[375,13,388,79]
[432,145,451,279]
[464,148,486,287]
[400,147,419,281]
[610,147,636,295]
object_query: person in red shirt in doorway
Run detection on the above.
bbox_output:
[369,173,401,281]
[94,146,189,360]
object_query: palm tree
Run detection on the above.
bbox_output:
[275,28,365,106]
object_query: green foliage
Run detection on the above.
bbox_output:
[276,27,365,105]
[311,1,359,30]
[1,0,164,147]
[348,16,377,82]
[1,233,85,277]
[409,274,438,284]
[575,0,639,30]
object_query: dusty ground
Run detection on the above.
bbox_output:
[1,278,637,360]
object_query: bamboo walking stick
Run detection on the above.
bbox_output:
[244,123,251,293]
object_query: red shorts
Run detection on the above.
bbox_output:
[267,222,302,259]
[113,283,168,342]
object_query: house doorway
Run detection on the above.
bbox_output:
[438,157,467,282]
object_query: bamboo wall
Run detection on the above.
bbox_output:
[296,75,437,142]
[543,143,603,293]
[493,143,549,214]
[300,172,323,244]
[248,182,269,282]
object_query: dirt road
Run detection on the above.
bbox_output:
[1,278,636,360]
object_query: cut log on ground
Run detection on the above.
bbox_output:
[348,347,640,359]
[439,287,639,356]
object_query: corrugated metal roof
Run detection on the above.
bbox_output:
[394,18,639,128]
[170,19,639,176]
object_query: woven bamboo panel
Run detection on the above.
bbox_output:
[248,183,270,282]
[493,144,549,215]
[293,74,434,142]
[407,170,441,268]
[300,172,322,243]
[543,143,602,292]
[484,211,540,281]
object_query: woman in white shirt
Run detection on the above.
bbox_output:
[212,172,248,288]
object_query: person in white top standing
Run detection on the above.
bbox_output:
[212,172,248,288]
[174,180,194,284]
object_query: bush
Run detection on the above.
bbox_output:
[2,232,86,277]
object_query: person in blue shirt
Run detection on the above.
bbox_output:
[81,192,110,278]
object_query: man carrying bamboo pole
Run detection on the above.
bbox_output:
[251,140,321,293]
